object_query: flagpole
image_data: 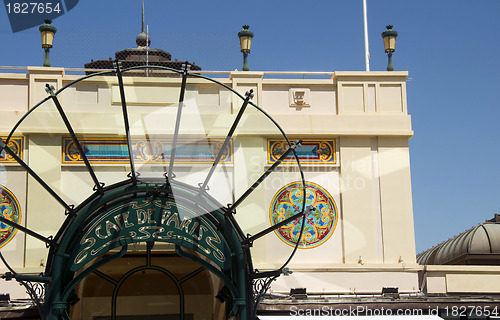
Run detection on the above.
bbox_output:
[146,24,149,77]
[363,0,370,71]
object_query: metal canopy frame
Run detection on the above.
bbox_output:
[0,64,307,320]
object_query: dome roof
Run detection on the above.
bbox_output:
[417,214,500,265]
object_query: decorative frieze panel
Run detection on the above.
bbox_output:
[0,137,23,163]
[63,137,233,165]
[268,139,335,165]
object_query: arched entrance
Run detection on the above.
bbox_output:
[70,244,226,320]
[45,182,247,320]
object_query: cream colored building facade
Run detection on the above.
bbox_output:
[1,66,499,319]
[0,67,416,292]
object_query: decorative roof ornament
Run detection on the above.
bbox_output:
[136,0,151,48]
[84,0,201,75]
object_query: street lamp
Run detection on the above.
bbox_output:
[39,20,57,67]
[381,25,397,71]
[238,25,253,71]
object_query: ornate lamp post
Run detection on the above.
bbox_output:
[238,25,254,71]
[381,25,397,71]
[39,20,57,67]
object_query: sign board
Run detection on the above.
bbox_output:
[69,198,230,271]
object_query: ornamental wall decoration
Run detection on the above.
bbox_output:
[0,185,21,248]
[268,139,335,165]
[269,181,338,249]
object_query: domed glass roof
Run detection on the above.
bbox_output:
[417,214,500,265]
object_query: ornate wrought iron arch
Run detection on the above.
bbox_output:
[0,63,307,320]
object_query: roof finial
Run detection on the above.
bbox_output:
[136,0,150,47]
[141,0,145,33]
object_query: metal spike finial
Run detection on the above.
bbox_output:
[141,0,145,33]
[136,0,151,47]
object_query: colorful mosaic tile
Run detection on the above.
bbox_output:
[269,181,338,249]
[0,185,21,248]
[268,139,335,164]
[0,137,23,163]
[63,137,233,164]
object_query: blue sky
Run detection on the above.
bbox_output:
[1,0,500,254]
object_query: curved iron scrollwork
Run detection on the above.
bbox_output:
[253,275,277,304]
[1,272,48,316]
[251,267,292,317]
[2,251,49,315]
[20,279,46,310]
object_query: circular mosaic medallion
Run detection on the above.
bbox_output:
[0,185,21,249]
[269,181,337,249]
